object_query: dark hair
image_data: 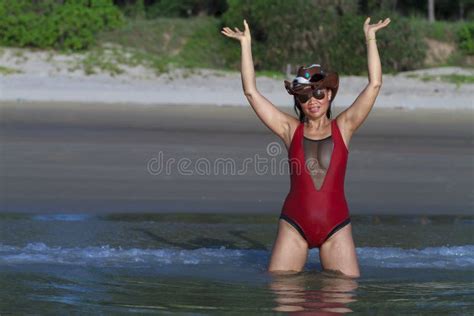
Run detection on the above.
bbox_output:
[293,93,332,122]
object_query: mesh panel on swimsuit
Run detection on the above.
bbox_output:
[303,135,334,191]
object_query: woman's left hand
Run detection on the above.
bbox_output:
[363,17,391,38]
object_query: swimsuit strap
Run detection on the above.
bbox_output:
[331,118,348,153]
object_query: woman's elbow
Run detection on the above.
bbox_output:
[244,89,258,99]
[369,81,382,89]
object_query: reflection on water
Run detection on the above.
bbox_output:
[268,271,358,314]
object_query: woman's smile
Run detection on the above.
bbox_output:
[307,100,325,113]
[308,105,321,113]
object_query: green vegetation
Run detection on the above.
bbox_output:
[89,17,236,75]
[0,65,22,75]
[215,1,428,74]
[76,2,474,76]
[69,46,126,76]
[406,73,474,87]
[422,74,474,86]
[441,74,474,84]
[408,18,465,42]
[144,0,228,19]
[457,22,474,54]
[0,0,473,76]
[83,15,306,76]
[0,0,124,51]
[69,44,173,76]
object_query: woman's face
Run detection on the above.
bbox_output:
[299,88,332,119]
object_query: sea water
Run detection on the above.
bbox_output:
[0,213,472,314]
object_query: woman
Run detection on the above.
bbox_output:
[221,17,390,277]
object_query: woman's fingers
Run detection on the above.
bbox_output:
[364,17,391,33]
[223,27,236,34]
[221,28,235,37]
[221,31,233,38]
[374,18,391,30]
[223,26,236,32]
[221,26,245,39]
[365,17,391,26]
[375,18,390,25]
[221,21,254,38]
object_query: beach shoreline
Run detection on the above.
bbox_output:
[1,47,473,109]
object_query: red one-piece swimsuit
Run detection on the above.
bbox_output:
[280,118,351,248]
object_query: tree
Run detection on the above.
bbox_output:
[428,0,435,22]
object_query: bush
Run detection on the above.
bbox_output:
[373,12,427,72]
[145,0,227,19]
[222,1,427,74]
[0,0,124,51]
[180,17,239,68]
[457,22,474,55]
[117,0,146,18]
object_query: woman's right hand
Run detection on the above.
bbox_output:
[221,19,251,43]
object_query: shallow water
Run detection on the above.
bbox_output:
[0,213,473,314]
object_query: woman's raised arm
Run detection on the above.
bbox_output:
[338,17,391,134]
[221,20,297,147]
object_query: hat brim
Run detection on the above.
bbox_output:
[285,72,339,100]
[323,72,339,100]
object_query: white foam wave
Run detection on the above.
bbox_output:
[357,246,474,269]
[0,243,472,270]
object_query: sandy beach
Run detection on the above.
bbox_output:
[1,101,472,215]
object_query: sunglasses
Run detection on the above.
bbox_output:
[295,88,326,103]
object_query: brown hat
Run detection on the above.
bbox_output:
[284,64,339,100]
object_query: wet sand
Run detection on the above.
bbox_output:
[1,101,473,215]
